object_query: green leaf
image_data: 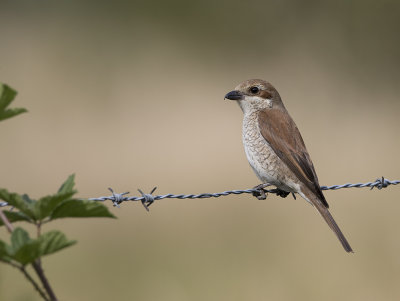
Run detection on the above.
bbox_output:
[13,240,42,265]
[0,240,8,255]
[0,211,31,226]
[34,175,78,220]
[0,189,11,202]
[5,228,76,265]
[50,199,116,220]
[0,84,17,111]
[21,194,36,205]
[14,231,76,265]
[57,174,76,194]
[11,227,31,252]
[35,191,75,220]
[0,190,38,221]
[7,228,41,265]
[0,107,28,121]
[0,83,27,122]
[0,240,12,263]
[38,231,76,257]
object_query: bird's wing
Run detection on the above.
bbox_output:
[257,108,328,208]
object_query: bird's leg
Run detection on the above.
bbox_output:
[252,183,273,200]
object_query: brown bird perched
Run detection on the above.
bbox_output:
[225,79,353,253]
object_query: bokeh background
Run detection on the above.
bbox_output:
[1,0,400,300]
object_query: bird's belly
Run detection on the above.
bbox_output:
[242,119,300,193]
[243,135,280,184]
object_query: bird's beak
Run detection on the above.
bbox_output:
[224,90,244,101]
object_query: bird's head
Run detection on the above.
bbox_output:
[224,79,282,114]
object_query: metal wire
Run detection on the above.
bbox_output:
[91,177,398,209]
[0,177,398,209]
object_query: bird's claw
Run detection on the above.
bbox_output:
[251,184,294,200]
[275,189,290,198]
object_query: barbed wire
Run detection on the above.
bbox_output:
[85,177,399,210]
[0,177,398,210]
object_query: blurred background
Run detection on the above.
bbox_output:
[0,0,400,300]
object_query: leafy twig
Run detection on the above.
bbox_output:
[0,83,115,301]
[0,212,50,301]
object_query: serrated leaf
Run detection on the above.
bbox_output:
[38,231,76,257]
[1,191,38,221]
[11,227,31,252]
[21,194,36,205]
[0,189,11,202]
[0,240,8,255]
[0,240,12,263]
[57,174,76,194]
[13,240,42,265]
[1,228,36,264]
[35,191,75,220]
[5,229,76,265]
[9,227,40,265]
[0,83,17,111]
[0,84,27,122]
[0,107,28,121]
[50,199,116,220]
[9,228,39,264]
[0,211,31,227]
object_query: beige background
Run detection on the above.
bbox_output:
[0,1,400,300]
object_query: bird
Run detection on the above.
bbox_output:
[224,79,353,253]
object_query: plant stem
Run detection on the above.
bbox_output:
[32,260,58,301]
[0,259,49,301]
[37,221,42,237]
[37,222,42,266]
[21,265,51,301]
[0,209,14,233]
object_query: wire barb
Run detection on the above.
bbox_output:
[138,187,157,211]
[371,177,389,190]
[108,188,130,208]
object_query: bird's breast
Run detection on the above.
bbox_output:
[242,113,299,192]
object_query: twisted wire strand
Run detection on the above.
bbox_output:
[90,177,399,208]
[0,177,398,209]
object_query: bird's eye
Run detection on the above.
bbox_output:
[250,86,259,94]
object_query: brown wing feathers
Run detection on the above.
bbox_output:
[257,108,329,208]
[257,107,353,252]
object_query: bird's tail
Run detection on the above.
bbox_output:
[312,198,353,253]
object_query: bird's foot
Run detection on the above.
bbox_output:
[274,189,290,198]
[252,183,272,200]
[252,184,295,200]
